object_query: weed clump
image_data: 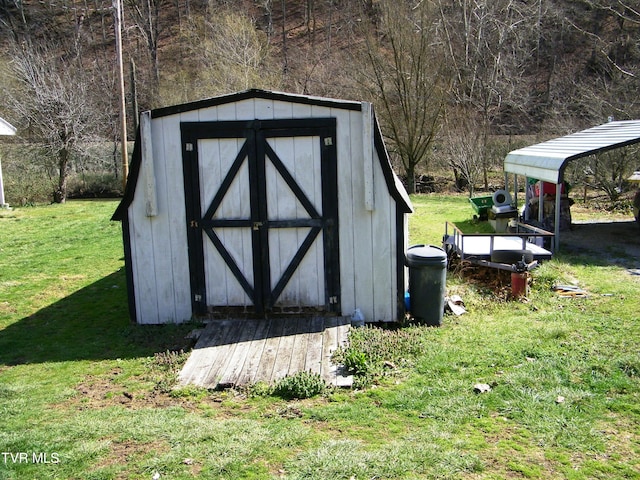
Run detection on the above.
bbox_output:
[272,371,328,400]
[145,349,189,393]
[333,325,427,388]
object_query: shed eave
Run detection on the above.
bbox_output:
[150,88,363,119]
[372,110,413,213]
[113,91,414,219]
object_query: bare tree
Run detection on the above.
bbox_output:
[561,1,640,124]
[442,109,485,196]
[359,0,449,193]
[438,0,535,186]
[6,40,105,203]
[172,9,281,100]
[281,0,288,74]
[124,0,164,89]
[257,0,274,39]
[0,0,28,39]
[583,146,640,202]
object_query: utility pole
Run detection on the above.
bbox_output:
[114,0,128,188]
[130,58,139,131]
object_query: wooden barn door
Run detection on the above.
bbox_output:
[181,118,340,317]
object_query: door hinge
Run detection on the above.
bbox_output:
[185,143,194,151]
[329,295,338,304]
[190,220,199,228]
[324,137,333,146]
[194,294,202,302]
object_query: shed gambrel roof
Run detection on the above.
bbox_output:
[113,89,412,220]
[504,120,640,183]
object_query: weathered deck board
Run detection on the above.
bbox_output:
[321,316,339,384]
[334,320,354,387]
[199,320,243,387]
[217,319,260,387]
[234,320,272,386]
[179,319,233,386]
[304,316,325,375]
[271,320,298,382]
[178,316,353,389]
[289,318,311,374]
[252,317,285,384]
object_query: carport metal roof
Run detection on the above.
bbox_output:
[504,119,640,252]
[504,120,640,183]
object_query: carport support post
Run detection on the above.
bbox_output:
[554,182,562,251]
[538,182,544,223]
[524,177,530,221]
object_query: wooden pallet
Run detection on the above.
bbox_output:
[178,316,353,389]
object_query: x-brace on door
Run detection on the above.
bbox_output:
[181,118,340,316]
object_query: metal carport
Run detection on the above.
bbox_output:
[504,120,640,250]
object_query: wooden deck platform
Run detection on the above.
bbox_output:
[178,316,353,389]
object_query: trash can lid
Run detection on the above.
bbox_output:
[406,244,447,267]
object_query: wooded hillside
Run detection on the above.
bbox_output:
[2,0,640,201]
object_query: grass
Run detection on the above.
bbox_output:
[1,197,639,479]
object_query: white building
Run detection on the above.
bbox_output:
[113,90,412,324]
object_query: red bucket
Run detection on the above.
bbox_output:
[511,272,529,297]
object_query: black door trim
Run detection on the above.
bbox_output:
[181,118,340,316]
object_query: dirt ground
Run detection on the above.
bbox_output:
[561,218,640,274]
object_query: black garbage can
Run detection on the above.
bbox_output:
[406,244,447,326]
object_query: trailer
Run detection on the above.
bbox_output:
[443,222,554,272]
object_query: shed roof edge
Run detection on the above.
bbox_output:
[112,93,413,221]
[150,89,362,118]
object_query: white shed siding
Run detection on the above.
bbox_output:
[371,160,397,322]
[117,91,410,324]
[128,112,194,324]
[347,129,398,322]
[165,113,197,323]
[335,108,399,322]
[340,108,372,320]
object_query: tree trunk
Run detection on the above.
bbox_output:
[406,163,416,194]
[281,0,288,73]
[54,149,69,203]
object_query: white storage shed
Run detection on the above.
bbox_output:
[113,89,413,324]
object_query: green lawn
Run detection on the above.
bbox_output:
[0,197,638,479]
